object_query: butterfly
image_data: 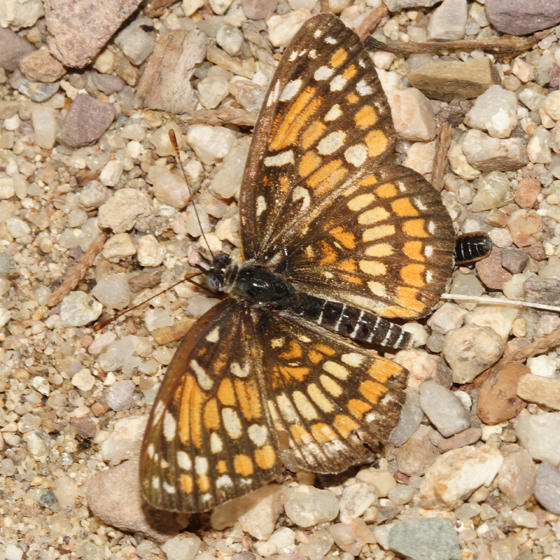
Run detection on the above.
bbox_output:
[139,13,455,512]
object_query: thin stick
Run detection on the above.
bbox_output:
[47,231,107,307]
[441,293,560,314]
[432,122,452,192]
[357,4,388,41]
[364,34,538,58]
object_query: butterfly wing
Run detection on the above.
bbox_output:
[256,310,406,473]
[140,299,281,512]
[238,13,454,320]
[240,13,395,262]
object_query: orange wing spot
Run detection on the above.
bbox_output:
[365,243,393,258]
[178,375,194,444]
[319,241,338,266]
[358,206,390,225]
[342,64,357,81]
[217,378,236,406]
[347,398,372,419]
[363,224,395,242]
[359,379,387,404]
[359,174,379,187]
[234,454,254,477]
[290,423,310,444]
[338,258,358,272]
[235,378,262,422]
[311,422,338,443]
[180,473,194,493]
[368,357,402,383]
[203,398,220,431]
[270,86,322,151]
[216,460,228,474]
[354,105,378,129]
[279,173,291,194]
[365,129,388,158]
[392,197,419,217]
[314,343,337,356]
[197,475,211,492]
[307,158,347,196]
[341,274,363,285]
[396,286,426,313]
[333,414,359,438]
[308,349,323,364]
[280,339,303,360]
[359,260,386,276]
[330,47,348,67]
[401,263,426,287]
[346,92,359,104]
[302,121,327,150]
[403,240,425,261]
[403,218,428,238]
[298,150,322,177]
[330,226,357,249]
[279,365,311,383]
[255,445,276,470]
[375,182,397,198]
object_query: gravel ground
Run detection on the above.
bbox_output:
[1,0,560,559]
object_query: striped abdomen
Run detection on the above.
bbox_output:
[288,293,410,350]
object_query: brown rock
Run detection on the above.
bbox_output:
[395,425,440,476]
[508,210,542,247]
[517,374,560,410]
[475,247,513,290]
[19,49,66,82]
[0,29,35,71]
[45,0,142,68]
[501,248,529,274]
[136,29,206,113]
[477,363,529,425]
[408,58,500,102]
[87,457,188,541]
[432,427,483,452]
[524,275,560,305]
[485,0,560,35]
[497,448,536,506]
[514,177,540,209]
[60,93,116,148]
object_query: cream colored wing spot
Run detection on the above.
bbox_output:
[210,432,223,453]
[341,352,366,367]
[344,144,368,167]
[329,74,348,92]
[324,35,337,44]
[177,451,192,470]
[365,243,393,258]
[191,359,213,391]
[276,393,299,422]
[280,78,303,102]
[359,260,387,276]
[324,103,343,121]
[356,79,373,96]
[248,424,268,447]
[307,383,335,413]
[358,206,390,225]
[314,65,334,81]
[264,150,295,167]
[292,390,319,421]
[222,407,243,439]
[322,360,349,380]
[163,410,177,441]
[293,186,311,210]
[231,361,250,378]
[205,327,220,343]
[320,374,343,397]
[317,131,346,155]
[363,224,395,242]
[347,193,375,211]
[256,195,267,217]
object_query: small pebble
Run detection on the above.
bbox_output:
[72,369,96,392]
[534,461,560,514]
[98,188,152,233]
[161,534,201,560]
[92,274,131,310]
[517,373,560,410]
[515,411,560,464]
[186,124,236,165]
[339,482,377,523]
[60,291,103,327]
[283,485,339,528]
[419,380,470,437]
[104,380,136,411]
[497,449,536,506]
[389,518,461,560]
[100,415,147,464]
[395,424,440,476]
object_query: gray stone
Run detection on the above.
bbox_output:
[534,462,560,514]
[389,518,461,560]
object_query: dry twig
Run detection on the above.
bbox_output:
[432,122,452,192]
[47,231,107,307]
[357,4,389,41]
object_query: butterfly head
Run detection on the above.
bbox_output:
[207,252,232,293]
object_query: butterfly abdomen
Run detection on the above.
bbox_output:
[288,293,410,350]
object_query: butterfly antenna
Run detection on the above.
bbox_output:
[169,130,215,261]
[93,272,209,331]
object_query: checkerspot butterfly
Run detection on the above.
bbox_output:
[140,13,455,512]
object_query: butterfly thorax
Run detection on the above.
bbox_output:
[209,254,294,308]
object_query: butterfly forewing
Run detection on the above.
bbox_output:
[240,14,396,262]
[140,300,281,512]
